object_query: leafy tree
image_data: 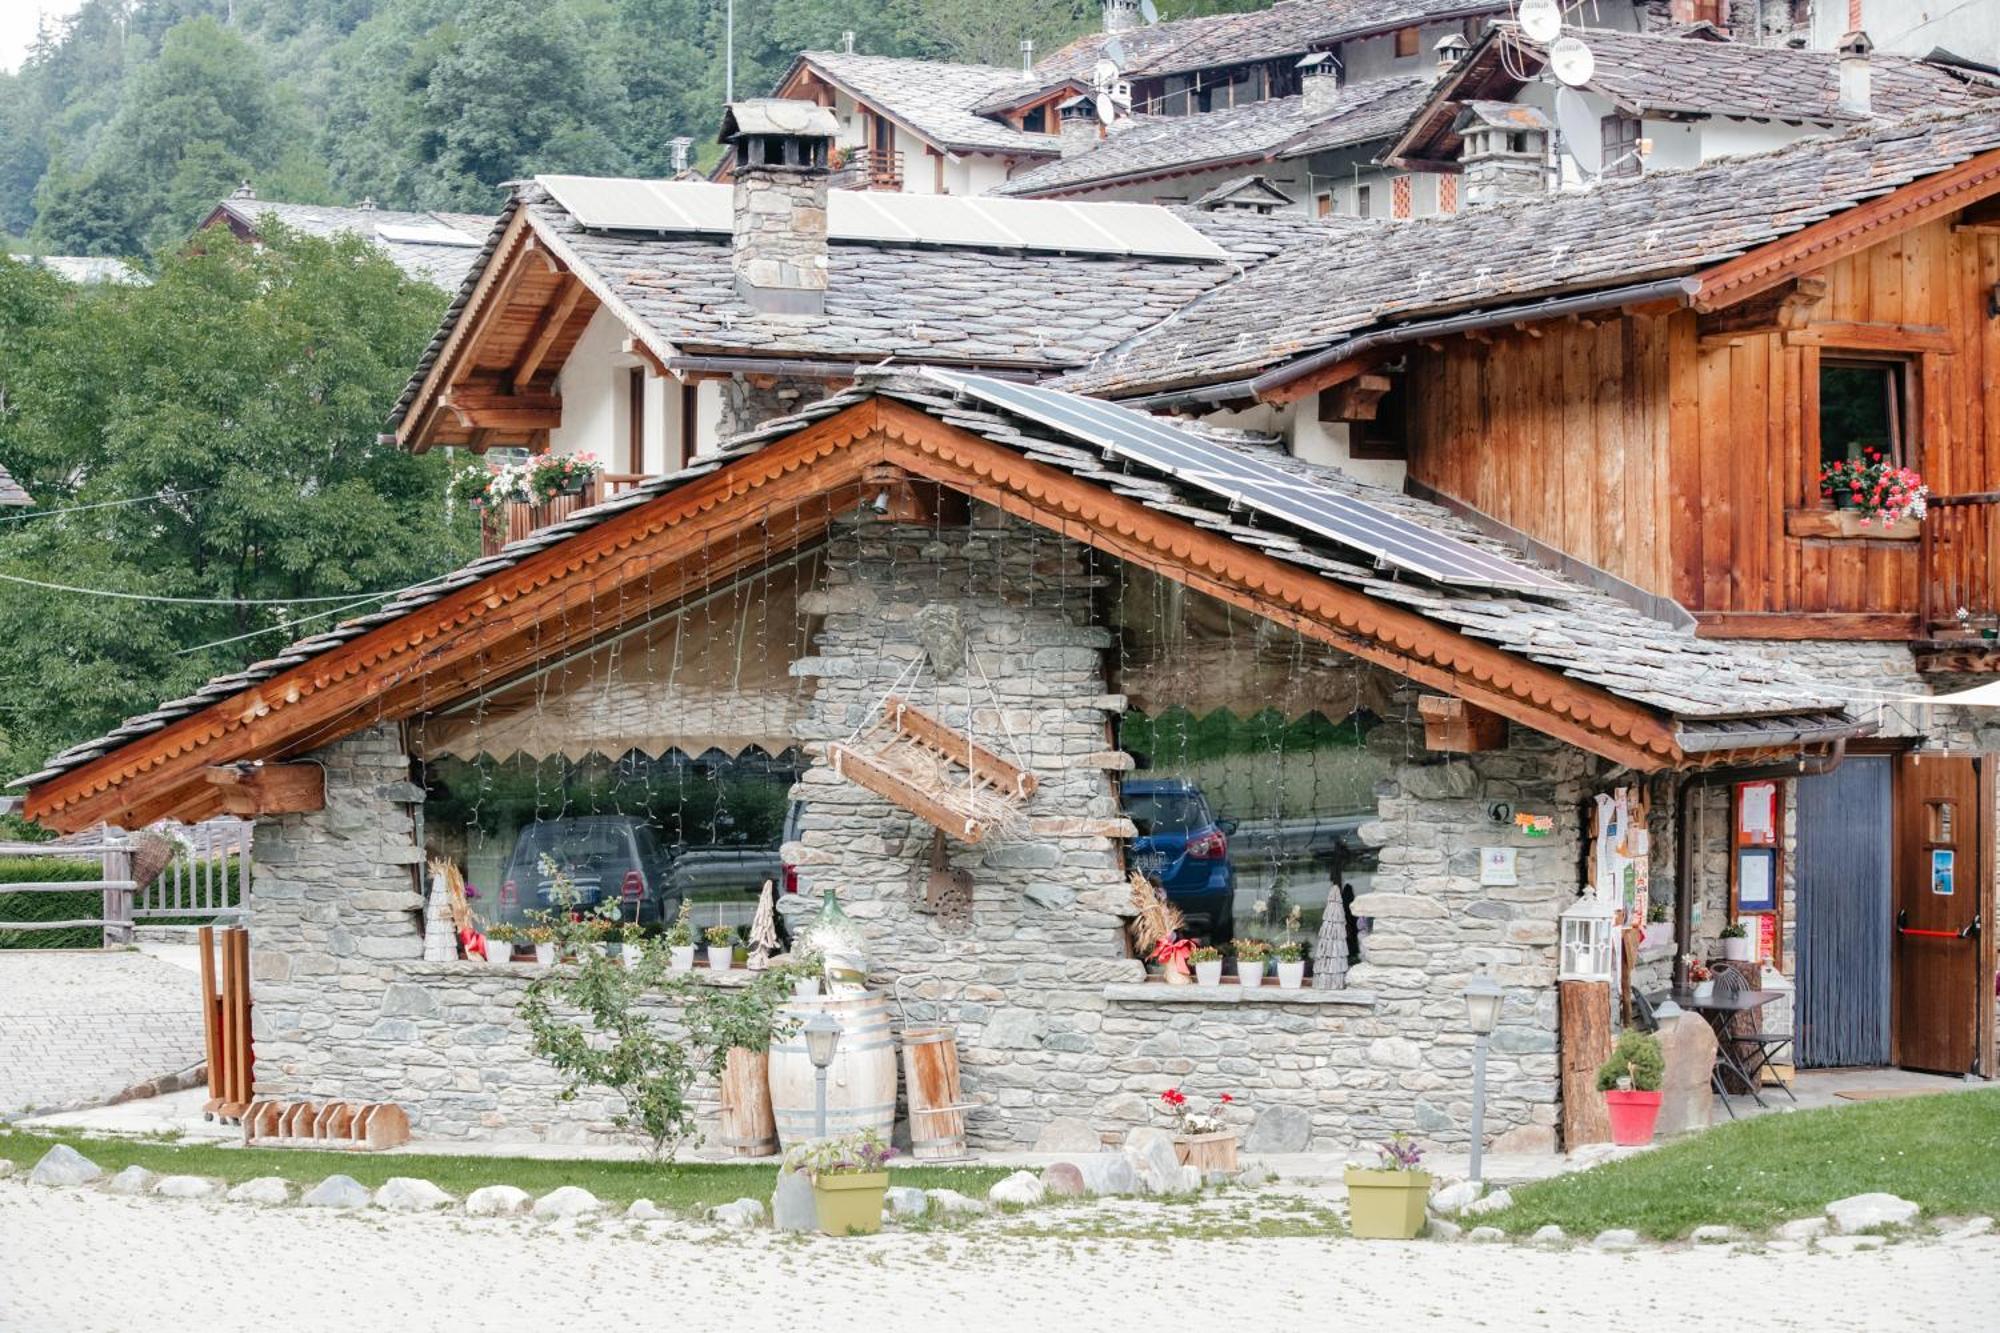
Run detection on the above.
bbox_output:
[0,230,474,779]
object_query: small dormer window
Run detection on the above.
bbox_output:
[1507,132,1527,154]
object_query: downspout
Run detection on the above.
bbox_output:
[1119,276,1703,411]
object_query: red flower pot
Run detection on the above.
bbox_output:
[1603,1090,1663,1146]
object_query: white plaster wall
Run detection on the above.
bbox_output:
[1817,1,2000,58]
[1201,397,1408,491]
[694,378,728,455]
[1698,117,1829,161]
[549,306,642,464]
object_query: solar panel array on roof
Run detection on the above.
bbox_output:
[533,176,1227,261]
[374,222,482,247]
[923,369,1570,596]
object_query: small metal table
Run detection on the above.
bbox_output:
[1669,986,1785,1117]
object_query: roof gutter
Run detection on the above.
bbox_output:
[1118,275,1702,411]
[666,354,1043,382]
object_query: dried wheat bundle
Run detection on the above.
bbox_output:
[1127,869,1184,957]
[429,857,473,933]
[878,743,1029,843]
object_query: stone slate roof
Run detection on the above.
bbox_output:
[1064,104,2000,398]
[1391,24,2000,165]
[0,462,31,508]
[385,186,1344,431]
[8,255,148,286]
[1035,1,1505,86]
[993,78,1426,198]
[790,52,1058,156]
[209,198,495,289]
[23,368,1857,788]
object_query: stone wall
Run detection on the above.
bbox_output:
[246,511,1593,1153]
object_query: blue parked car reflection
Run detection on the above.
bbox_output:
[1123,778,1236,944]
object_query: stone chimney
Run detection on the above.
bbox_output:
[1298,51,1341,117]
[1059,96,1102,158]
[1455,101,1551,207]
[1103,0,1139,34]
[720,99,837,315]
[1434,32,1469,81]
[1838,30,1873,117]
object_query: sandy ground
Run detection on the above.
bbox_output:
[1,1183,1994,1333]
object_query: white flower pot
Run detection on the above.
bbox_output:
[1693,979,1715,1001]
[707,946,733,974]
[670,945,696,972]
[793,978,821,999]
[485,943,512,966]
[1238,962,1264,988]
[621,944,642,969]
[1276,960,1305,990]
[533,943,557,967]
[1721,936,1752,962]
[1194,960,1223,987]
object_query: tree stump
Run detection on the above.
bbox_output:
[1559,979,1613,1148]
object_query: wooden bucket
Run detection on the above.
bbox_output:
[768,992,897,1149]
[901,1026,969,1161]
[716,1046,778,1157]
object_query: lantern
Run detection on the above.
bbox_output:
[1558,897,1618,981]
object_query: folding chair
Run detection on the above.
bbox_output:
[1712,969,1797,1105]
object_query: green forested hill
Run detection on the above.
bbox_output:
[1,0,1262,258]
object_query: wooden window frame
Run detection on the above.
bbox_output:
[1601,115,1642,179]
[1394,26,1420,58]
[1784,340,1941,541]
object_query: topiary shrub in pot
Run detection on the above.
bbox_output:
[1596,1029,1666,1146]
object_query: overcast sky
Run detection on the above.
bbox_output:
[0,1,86,75]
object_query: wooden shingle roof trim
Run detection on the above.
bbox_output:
[23,374,1860,829]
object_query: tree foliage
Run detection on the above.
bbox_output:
[5,0,1260,255]
[0,230,474,779]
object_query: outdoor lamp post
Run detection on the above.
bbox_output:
[1462,971,1504,1185]
[804,1009,842,1139]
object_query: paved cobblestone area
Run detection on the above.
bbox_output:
[0,951,202,1113]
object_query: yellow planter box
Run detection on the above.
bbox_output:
[812,1171,889,1236]
[1344,1167,1431,1239]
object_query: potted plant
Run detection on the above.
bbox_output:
[705,923,737,974]
[1819,450,1929,536]
[1190,944,1223,987]
[665,900,696,971]
[526,923,557,967]
[1159,1086,1238,1172]
[784,1128,895,1235]
[1641,899,1673,953]
[1719,921,1752,962]
[1344,1132,1431,1239]
[1596,1029,1666,1146]
[777,944,825,998]
[528,451,602,499]
[1235,937,1270,987]
[619,922,647,969]
[1684,954,1714,1001]
[483,922,518,965]
[1274,906,1307,988]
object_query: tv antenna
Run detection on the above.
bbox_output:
[1553,86,1601,175]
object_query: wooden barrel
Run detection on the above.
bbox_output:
[901,1026,968,1161]
[768,992,898,1149]
[716,1047,778,1157]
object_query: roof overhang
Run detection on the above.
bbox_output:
[28,394,1811,831]
[777,56,1058,161]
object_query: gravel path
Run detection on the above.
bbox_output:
[2,1185,1994,1332]
[0,951,202,1113]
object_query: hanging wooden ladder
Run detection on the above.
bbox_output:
[827,696,1036,845]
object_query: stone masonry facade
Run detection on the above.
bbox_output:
[247,508,1589,1152]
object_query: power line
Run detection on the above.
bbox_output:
[0,487,211,524]
[0,569,418,607]
[173,595,388,657]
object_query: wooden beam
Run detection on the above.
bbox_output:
[439,386,562,432]
[1319,373,1393,423]
[396,210,535,448]
[202,762,325,816]
[1692,147,2000,312]
[1416,694,1507,753]
[1782,321,1954,353]
[511,278,586,393]
[1257,351,1387,407]
[1696,275,1827,341]
[1694,610,1920,640]
[622,336,670,378]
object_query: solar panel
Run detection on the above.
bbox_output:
[923,370,1569,597]
[533,177,1226,261]
[374,222,481,247]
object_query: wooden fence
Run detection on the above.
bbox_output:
[0,839,136,946]
[0,817,250,947]
[135,818,251,921]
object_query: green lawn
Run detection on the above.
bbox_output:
[0,1126,1008,1213]
[1487,1088,2000,1240]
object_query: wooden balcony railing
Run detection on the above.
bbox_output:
[481,471,649,557]
[1919,491,2000,641]
[866,146,903,192]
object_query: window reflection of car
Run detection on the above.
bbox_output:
[1123,778,1236,945]
[497,816,670,925]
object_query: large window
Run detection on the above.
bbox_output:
[1820,357,1913,474]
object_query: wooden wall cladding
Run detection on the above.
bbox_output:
[1406,213,2000,638]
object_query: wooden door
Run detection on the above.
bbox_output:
[1892,754,1988,1074]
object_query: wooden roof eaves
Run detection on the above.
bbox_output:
[395,206,537,450]
[1690,144,2000,312]
[1379,30,1521,170]
[868,398,1688,773]
[22,401,892,833]
[518,210,683,383]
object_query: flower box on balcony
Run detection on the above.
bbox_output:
[1785,508,1920,541]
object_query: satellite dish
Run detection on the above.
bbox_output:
[1139,0,1159,24]
[1548,35,1596,88]
[1103,36,1128,68]
[1555,86,1602,175]
[1095,92,1116,124]
[1517,0,1563,44]
[1094,56,1122,88]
